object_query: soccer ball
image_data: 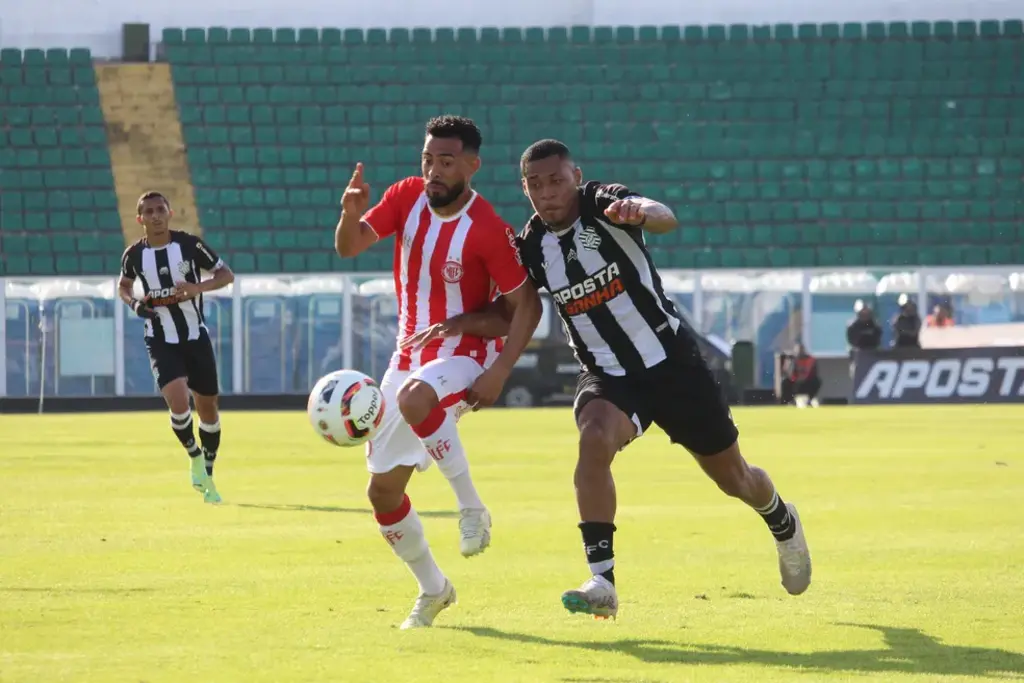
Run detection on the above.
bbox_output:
[307,369,385,447]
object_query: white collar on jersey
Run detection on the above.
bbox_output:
[427,189,478,222]
[550,217,582,239]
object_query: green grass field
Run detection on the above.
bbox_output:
[2,406,1022,683]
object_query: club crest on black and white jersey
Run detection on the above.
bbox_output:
[120,230,224,344]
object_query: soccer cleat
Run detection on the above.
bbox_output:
[189,454,208,493]
[458,508,491,557]
[399,579,456,630]
[561,575,618,619]
[776,502,811,595]
[202,477,222,504]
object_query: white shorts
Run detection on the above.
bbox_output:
[365,355,483,475]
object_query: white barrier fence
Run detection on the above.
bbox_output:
[3,266,1024,399]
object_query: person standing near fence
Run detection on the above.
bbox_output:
[117,191,235,504]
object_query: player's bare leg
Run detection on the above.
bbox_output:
[160,378,213,501]
[192,391,222,504]
[368,465,455,629]
[694,442,811,595]
[398,379,490,557]
[561,399,636,619]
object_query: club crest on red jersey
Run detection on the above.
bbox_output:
[442,260,464,283]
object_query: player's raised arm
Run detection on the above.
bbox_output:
[334,162,378,258]
[596,183,678,234]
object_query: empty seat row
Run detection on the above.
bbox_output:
[2,169,116,189]
[0,253,121,277]
[0,47,93,66]
[163,40,1023,66]
[162,21,1024,47]
[0,85,101,105]
[0,211,122,231]
[1,105,104,127]
[1,190,119,211]
[3,148,113,170]
[1,232,125,253]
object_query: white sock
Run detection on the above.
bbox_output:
[412,410,485,511]
[376,495,447,596]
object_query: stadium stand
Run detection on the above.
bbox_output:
[0,47,122,276]
[163,21,1024,274]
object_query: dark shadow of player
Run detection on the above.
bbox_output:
[445,622,1024,678]
[232,502,458,518]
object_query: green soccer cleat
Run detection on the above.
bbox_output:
[202,477,222,504]
[189,454,208,494]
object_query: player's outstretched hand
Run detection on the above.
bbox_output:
[467,365,510,411]
[604,198,646,226]
[341,162,371,215]
[132,296,158,320]
[399,321,460,351]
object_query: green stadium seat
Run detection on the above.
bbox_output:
[0,40,116,274]
[146,21,1024,274]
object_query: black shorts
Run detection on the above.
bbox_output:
[573,331,738,456]
[146,330,220,396]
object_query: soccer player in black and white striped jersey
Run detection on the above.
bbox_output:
[517,140,811,618]
[414,140,812,619]
[117,192,235,503]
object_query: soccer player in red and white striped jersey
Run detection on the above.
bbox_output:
[334,115,541,629]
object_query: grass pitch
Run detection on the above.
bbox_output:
[1,405,1023,683]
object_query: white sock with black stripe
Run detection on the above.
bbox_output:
[170,411,202,458]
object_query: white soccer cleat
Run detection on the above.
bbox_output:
[399,579,456,630]
[776,502,812,595]
[561,575,618,619]
[459,508,491,557]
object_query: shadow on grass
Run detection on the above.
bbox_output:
[232,502,459,518]
[446,623,1024,679]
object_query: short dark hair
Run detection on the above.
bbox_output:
[520,139,572,176]
[425,115,482,153]
[136,191,170,215]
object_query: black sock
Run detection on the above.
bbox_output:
[170,411,201,458]
[756,491,796,541]
[579,521,616,585]
[199,420,221,476]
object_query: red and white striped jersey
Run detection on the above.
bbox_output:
[363,177,528,372]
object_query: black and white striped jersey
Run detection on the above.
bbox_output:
[120,230,224,344]
[517,181,684,377]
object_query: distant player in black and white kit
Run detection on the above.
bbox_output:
[415,140,812,619]
[117,192,235,504]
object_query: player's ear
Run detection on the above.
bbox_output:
[136,215,142,225]
[573,165,583,185]
[521,177,530,197]
[469,155,481,174]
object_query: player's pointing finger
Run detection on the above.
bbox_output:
[350,162,364,185]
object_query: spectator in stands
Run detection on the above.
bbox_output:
[847,300,882,351]
[847,300,882,378]
[892,294,922,348]
[779,343,821,407]
[926,303,955,328]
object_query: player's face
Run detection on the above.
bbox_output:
[421,135,477,209]
[136,198,172,236]
[522,156,582,228]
